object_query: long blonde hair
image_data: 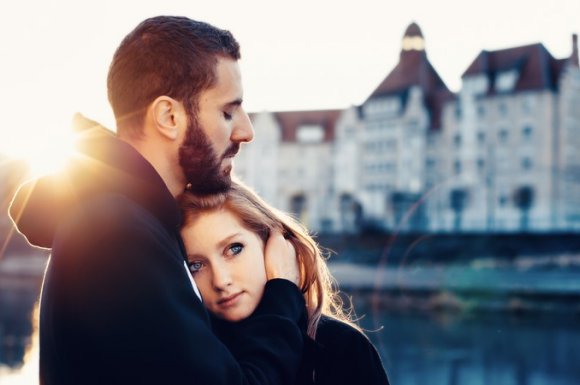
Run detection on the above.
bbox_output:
[179,180,355,338]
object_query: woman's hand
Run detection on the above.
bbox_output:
[264,230,300,285]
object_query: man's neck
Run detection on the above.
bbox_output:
[120,136,184,198]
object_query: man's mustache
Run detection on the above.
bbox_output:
[222,143,240,159]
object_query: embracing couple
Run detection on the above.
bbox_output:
[10,16,389,385]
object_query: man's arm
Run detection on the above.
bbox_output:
[48,194,304,385]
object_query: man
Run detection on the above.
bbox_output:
[10,16,304,385]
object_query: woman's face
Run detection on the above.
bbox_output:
[181,208,267,321]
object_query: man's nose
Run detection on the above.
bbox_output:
[231,110,254,143]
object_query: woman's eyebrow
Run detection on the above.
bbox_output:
[217,232,243,250]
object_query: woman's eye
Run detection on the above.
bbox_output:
[187,261,204,274]
[227,243,244,256]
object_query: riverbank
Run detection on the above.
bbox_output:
[318,232,580,265]
[329,262,580,314]
[3,251,580,314]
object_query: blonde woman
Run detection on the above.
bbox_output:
[180,181,389,385]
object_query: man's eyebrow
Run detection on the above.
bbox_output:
[223,98,243,108]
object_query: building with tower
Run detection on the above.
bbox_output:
[235,23,580,234]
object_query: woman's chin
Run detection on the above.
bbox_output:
[212,307,255,322]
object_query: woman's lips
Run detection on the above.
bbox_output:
[217,292,243,308]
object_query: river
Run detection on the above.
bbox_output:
[1,275,580,384]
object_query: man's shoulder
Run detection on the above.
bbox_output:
[51,192,182,275]
[69,193,162,231]
[55,192,173,250]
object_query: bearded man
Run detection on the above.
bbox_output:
[10,16,303,385]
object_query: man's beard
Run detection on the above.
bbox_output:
[178,111,239,195]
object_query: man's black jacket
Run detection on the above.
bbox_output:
[10,126,305,385]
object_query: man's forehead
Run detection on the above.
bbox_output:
[202,58,243,103]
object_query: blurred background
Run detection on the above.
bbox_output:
[1,1,580,384]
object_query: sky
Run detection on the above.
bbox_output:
[0,0,578,165]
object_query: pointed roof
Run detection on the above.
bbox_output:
[462,38,576,93]
[404,22,423,38]
[273,109,341,143]
[366,22,455,129]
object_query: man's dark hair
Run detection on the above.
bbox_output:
[107,16,240,138]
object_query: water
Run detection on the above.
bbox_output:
[1,281,580,384]
[351,292,580,385]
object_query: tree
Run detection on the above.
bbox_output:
[450,189,468,231]
[513,186,534,231]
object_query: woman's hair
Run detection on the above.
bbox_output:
[179,179,355,338]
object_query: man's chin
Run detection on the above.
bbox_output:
[186,175,231,195]
[222,165,233,176]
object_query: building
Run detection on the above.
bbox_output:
[235,109,341,232]
[436,34,580,232]
[355,23,454,232]
[235,23,580,234]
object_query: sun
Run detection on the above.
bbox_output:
[24,140,78,178]
[3,122,80,180]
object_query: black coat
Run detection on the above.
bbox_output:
[10,128,305,385]
[214,315,390,385]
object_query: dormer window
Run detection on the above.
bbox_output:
[364,97,401,117]
[462,75,488,95]
[297,124,324,143]
[496,70,519,92]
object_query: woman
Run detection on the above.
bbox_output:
[179,180,390,385]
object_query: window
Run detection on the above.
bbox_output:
[477,131,485,144]
[499,128,509,143]
[498,102,508,117]
[477,131,486,144]
[522,125,533,141]
[477,105,485,117]
[455,105,462,120]
[454,159,462,175]
[290,195,307,217]
[297,125,324,143]
[496,70,519,92]
[453,134,462,147]
[522,96,535,113]
[522,157,533,170]
[477,158,485,172]
[499,194,508,207]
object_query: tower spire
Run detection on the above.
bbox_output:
[402,22,425,51]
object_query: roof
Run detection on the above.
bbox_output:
[368,50,450,99]
[404,22,423,38]
[462,42,570,93]
[273,109,341,143]
[365,23,455,130]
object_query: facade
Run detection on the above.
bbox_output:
[235,23,580,234]
[236,109,341,232]
[435,35,580,232]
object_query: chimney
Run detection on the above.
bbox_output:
[571,33,579,67]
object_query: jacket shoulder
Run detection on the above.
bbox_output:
[314,316,390,385]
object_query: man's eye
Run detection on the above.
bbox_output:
[227,243,244,256]
[223,111,233,120]
[187,261,204,274]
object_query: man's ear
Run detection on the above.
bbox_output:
[151,96,186,141]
